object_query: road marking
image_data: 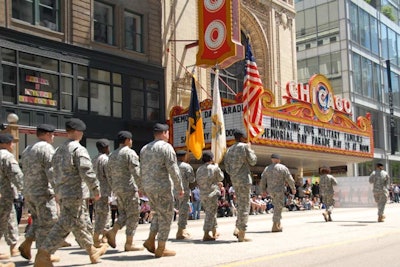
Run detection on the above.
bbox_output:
[218,229,400,267]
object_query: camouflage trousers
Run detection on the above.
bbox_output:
[40,197,94,254]
[146,188,174,241]
[94,196,110,233]
[270,192,285,223]
[232,183,251,231]
[177,193,190,229]
[373,192,388,216]
[0,200,18,246]
[202,195,218,232]
[321,193,335,213]
[24,195,58,248]
[114,191,139,236]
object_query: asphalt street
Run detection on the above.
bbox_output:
[1,204,400,267]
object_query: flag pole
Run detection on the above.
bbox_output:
[245,36,251,143]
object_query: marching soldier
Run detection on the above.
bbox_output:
[319,166,338,222]
[369,162,390,222]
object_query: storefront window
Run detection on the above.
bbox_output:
[12,0,60,31]
[2,65,17,103]
[61,77,73,111]
[94,1,114,45]
[90,82,111,116]
[128,76,159,121]
[78,80,89,112]
[19,52,58,72]
[19,69,59,108]
[124,11,143,53]
[113,86,122,118]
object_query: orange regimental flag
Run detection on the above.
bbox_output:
[186,77,205,159]
[242,39,264,138]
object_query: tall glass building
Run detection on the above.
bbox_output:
[296,0,400,179]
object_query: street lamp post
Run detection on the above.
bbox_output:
[3,113,19,160]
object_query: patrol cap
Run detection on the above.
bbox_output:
[117,131,132,140]
[65,118,86,131]
[153,123,169,132]
[37,124,56,132]
[271,153,281,159]
[202,151,214,162]
[96,138,110,148]
[233,128,246,138]
[377,162,384,167]
[176,150,187,157]
[0,133,13,144]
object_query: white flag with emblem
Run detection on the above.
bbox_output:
[211,69,227,164]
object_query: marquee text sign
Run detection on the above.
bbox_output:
[196,0,244,68]
[170,102,373,158]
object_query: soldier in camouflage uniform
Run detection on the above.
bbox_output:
[319,166,338,222]
[0,133,23,260]
[34,118,107,267]
[369,162,390,222]
[224,129,257,242]
[260,154,296,232]
[105,131,143,251]
[141,123,184,258]
[19,124,60,262]
[92,138,111,248]
[196,151,224,241]
[175,150,195,240]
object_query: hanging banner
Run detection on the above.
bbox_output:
[196,0,244,68]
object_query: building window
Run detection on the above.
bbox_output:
[94,1,114,45]
[12,0,60,31]
[78,67,122,118]
[128,76,160,121]
[124,11,143,53]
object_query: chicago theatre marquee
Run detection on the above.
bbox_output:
[169,74,374,177]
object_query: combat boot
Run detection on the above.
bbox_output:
[0,252,10,260]
[143,231,157,254]
[0,262,15,267]
[378,215,385,222]
[34,249,53,267]
[105,224,120,248]
[272,222,282,232]
[155,241,176,258]
[237,230,251,242]
[322,212,329,222]
[93,232,101,248]
[212,227,220,239]
[233,227,240,238]
[125,235,144,251]
[176,227,191,240]
[10,244,19,257]
[327,211,332,222]
[86,244,108,264]
[19,236,35,260]
[202,231,215,241]
[61,240,71,247]
[50,254,60,262]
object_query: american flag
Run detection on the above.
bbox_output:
[242,39,264,138]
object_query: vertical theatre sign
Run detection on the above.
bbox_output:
[196,0,244,68]
[170,74,374,159]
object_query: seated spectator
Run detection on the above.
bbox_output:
[256,195,267,214]
[312,196,322,209]
[140,200,152,224]
[264,194,274,213]
[285,195,297,211]
[302,196,312,210]
[217,197,231,217]
[294,197,303,210]
[250,195,262,214]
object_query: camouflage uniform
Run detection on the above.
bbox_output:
[260,162,295,225]
[319,174,338,214]
[224,142,257,232]
[195,163,224,233]
[107,146,141,236]
[21,140,58,248]
[369,167,390,218]
[39,139,100,254]
[0,149,23,251]
[92,152,111,234]
[140,140,183,242]
[177,160,195,229]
